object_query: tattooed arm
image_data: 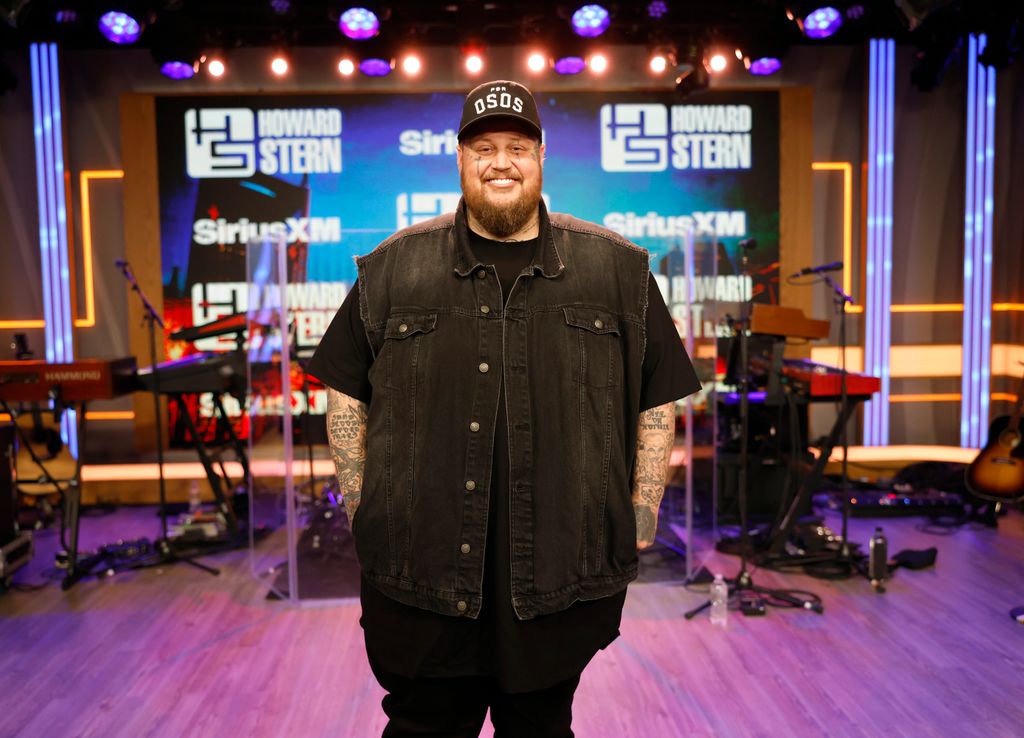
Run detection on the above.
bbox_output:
[631,401,676,550]
[326,387,369,527]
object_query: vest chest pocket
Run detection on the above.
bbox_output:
[377,312,438,389]
[562,307,622,388]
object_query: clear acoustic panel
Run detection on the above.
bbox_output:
[246,237,358,604]
[646,226,717,581]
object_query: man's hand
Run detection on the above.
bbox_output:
[326,388,369,527]
[631,401,676,549]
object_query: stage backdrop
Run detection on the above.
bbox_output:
[154,90,779,436]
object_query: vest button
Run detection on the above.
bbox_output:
[480,305,490,314]
[476,269,486,279]
[460,543,471,554]
[478,362,489,373]
[594,318,604,330]
[469,421,480,432]
[398,323,408,333]
[457,600,468,612]
[465,480,476,491]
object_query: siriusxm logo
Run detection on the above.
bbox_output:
[396,193,462,228]
[600,103,754,172]
[192,216,343,245]
[603,211,747,238]
[185,107,343,179]
[399,129,458,156]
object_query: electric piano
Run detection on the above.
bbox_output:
[0,357,137,402]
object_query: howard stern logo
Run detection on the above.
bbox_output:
[600,103,753,172]
[185,107,343,179]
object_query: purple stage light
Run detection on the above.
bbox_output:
[553,56,586,75]
[571,5,610,38]
[647,1,668,19]
[359,57,392,76]
[803,7,842,39]
[749,57,782,75]
[98,10,142,45]
[160,61,196,79]
[339,7,380,40]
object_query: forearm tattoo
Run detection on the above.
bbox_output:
[326,388,368,526]
[632,401,676,548]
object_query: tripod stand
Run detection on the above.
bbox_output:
[686,241,823,619]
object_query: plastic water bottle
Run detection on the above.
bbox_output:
[188,479,202,514]
[710,574,729,626]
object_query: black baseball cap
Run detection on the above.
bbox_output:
[458,80,542,141]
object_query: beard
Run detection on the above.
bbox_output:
[462,169,543,239]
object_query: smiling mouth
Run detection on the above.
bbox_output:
[486,178,518,187]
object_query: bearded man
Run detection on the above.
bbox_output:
[309,80,700,738]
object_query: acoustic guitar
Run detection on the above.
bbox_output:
[965,367,1024,502]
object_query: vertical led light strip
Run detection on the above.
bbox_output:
[960,35,995,448]
[863,38,894,446]
[30,42,77,457]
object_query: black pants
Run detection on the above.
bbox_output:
[369,657,580,738]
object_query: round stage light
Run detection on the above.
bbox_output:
[160,61,196,80]
[649,54,668,73]
[646,0,668,19]
[359,57,393,77]
[553,56,586,75]
[527,52,546,73]
[339,7,380,40]
[338,58,356,76]
[748,57,782,75]
[571,4,610,38]
[803,6,843,39]
[207,59,226,78]
[465,53,484,75]
[98,10,142,45]
[589,53,608,73]
[401,54,422,76]
[708,53,728,73]
[271,56,289,76]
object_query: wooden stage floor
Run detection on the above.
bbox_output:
[1,500,1022,738]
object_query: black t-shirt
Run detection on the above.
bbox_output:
[308,230,701,693]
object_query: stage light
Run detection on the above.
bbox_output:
[803,7,843,39]
[160,61,196,79]
[647,1,668,19]
[649,53,669,74]
[748,57,782,75]
[270,55,289,76]
[708,53,728,72]
[465,53,484,74]
[675,45,710,96]
[339,7,380,40]
[207,59,226,77]
[527,52,546,73]
[55,9,78,23]
[589,53,608,73]
[553,56,586,75]
[571,5,610,38]
[338,58,356,76]
[98,10,142,45]
[359,57,393,76]
[401,54,422,76]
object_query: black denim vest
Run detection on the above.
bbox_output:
[354,200,649,620]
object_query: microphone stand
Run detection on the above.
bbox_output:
[686,241,823,619]
[117,260,218,577]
